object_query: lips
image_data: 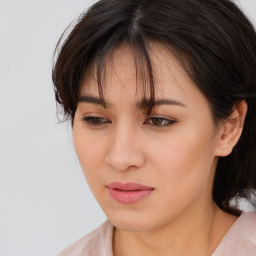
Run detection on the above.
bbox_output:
[107,182,155,204]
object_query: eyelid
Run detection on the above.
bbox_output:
[81,116,111,126]
[81,115,177,127]
[144,116,177,127]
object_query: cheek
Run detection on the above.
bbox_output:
[151,127,216,196]
[73,128,107,188]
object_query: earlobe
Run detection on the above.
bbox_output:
[215,100,248,157]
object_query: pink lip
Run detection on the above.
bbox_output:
[107,182,155,204]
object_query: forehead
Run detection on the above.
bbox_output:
[83,43,188,93]
[82,43,191,98]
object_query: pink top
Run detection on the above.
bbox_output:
[58,212,256,256]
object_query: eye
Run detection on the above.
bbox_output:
[82,116,111,126]
[144,117,177,127]
[81,116,176,127]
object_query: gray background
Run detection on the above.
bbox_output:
[0,1,255,255]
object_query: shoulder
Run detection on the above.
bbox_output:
[212,212,256,256]
[237,212,256,243]
[57,220,114,256]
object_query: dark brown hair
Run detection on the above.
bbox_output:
[52,0,256,214]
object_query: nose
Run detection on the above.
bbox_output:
[105,124,145,172]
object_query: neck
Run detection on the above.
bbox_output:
[113,203,237,256]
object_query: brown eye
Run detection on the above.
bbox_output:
[145,117,177,127]
[82,116,111,126]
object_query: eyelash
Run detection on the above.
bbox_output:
[81,116,177,127]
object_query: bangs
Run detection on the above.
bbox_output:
[80,38,157,116]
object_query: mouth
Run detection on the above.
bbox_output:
[107,182,155,204]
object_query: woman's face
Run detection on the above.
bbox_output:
[73,44,221,231]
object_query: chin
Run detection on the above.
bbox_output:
[110,218,151,232]
[105,209,161,232]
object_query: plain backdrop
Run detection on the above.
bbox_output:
[0,1,255,255]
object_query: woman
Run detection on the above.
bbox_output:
[53,0,256,255]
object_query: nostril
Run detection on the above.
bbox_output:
[105,133,145,171]
[105,147,145,172]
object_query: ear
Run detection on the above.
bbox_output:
[215,100,248,157]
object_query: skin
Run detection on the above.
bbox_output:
[73,43,247,256]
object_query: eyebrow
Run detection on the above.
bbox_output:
[78,95,187,109]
